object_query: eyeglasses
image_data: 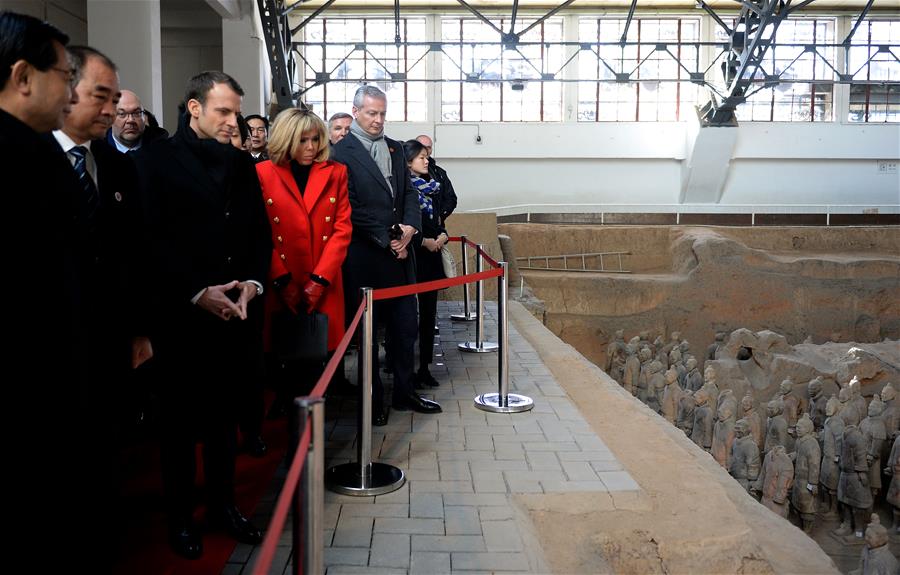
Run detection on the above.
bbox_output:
[50,66,75,83]
[116,109,145,120]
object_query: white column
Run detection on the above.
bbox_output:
[87,0,163,124]
[222,0,268,117]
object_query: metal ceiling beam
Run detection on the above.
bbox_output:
[619,0,639,45]
[518,0,578,37]
[258,0,296,108]
[290,0,338,34]
[697,0,732,36]
[454,0,504,36]
[842,0,875,45]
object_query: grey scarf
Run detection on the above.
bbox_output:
[349,119,393,196]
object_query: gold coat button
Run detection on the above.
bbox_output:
[277,235,283,243]
[329,197,336,204]
[273,216,280,224]
[322,235,328,241]
[325,216,331,222]
[266,198,274,206]
[280,253,286,260]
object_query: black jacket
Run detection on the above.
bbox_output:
[429,157,457,220]
[135,118,272,340]
[331,133,421,292]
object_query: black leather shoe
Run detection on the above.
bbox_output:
[241,436,267,458]
[168,521,202,560]
[207,505,263,545]
[373,408,389,427]
[392,392,442,414]
[416,369,440,388]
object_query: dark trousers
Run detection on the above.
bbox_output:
[365,294,417,410]
[417,289,438,370]
[155,322,258,523]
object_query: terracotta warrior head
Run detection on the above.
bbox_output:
[796,414,814,438]
[864,514,889,549]
[766,400,783,418]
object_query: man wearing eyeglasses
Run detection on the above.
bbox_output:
[108,89,167,153]
[0,10,106,569]
[244,113,269,163]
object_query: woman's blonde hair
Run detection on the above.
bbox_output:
[267,107,330,166]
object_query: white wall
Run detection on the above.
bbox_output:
[387,121,900,214]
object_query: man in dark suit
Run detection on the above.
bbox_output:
[106,88,167,153]
[0,11,104,569]
[135,71,271,559]
[245,113,269,163]
[332,85,441,423]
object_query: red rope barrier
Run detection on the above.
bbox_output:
[252,424,311,575]
[256,232,506,574]
[372,268,502,301]
[309,301,365,399]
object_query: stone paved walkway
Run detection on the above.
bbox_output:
[227,301,638,574]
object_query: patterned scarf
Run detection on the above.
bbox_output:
[411,176,440,219]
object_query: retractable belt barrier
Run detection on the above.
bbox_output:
[252,236,533,575]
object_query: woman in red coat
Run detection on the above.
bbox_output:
[256,108,352,407]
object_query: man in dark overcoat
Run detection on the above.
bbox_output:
[135,71,271,559]
[332,85,441,423]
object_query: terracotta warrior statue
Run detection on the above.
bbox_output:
[774,378,801,440]
[660,368,681,424]
[790,414,821,533]
[684,357,702,393]
[712,401,736,469]
[807,377,828,431]
[849,514,898,575]
[702,365,720,413]
[879,382,899,442]
[706,331,726,361]
[636,347,654,403]
[659,331,681,360]
[677,391,696,437]
[622,343,641,396]
[764,400,788,456]
[668,348,686,384]
[819,396,845,519]
[836,423,874,539]
[885,435,900,534]
[859,396,887,497]
[753,444,794,519]
[840,386,861,427]
[717,389,737,424]
[741,394,765,451]
[604,329,626,375]
[691,389,714,451]
[849,376,868,425]
[730,418,760,492]
[678,339,693,365]
[645,360,666,414]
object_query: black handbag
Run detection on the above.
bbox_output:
[271,309,328,363]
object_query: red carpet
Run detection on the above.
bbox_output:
[113,415,288,575]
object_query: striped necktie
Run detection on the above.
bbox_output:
[69,145,100,225]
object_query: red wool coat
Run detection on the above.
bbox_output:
[256,159,352,350]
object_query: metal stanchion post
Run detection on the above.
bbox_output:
[451,235,476,321]
[474,262,534,413]
[326,288,405,495]
[459,244,498,353]
[295,398,325,575]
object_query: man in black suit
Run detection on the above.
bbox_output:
[332,85,441,423]
[136,71,271,559]
[0,11,104,569]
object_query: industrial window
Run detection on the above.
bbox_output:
[848,20,900,123]
[440,17,565,122]
[300,17,428,121]
[718,18,836,122]
[577,18,701,122]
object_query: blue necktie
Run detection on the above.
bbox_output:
[70,145,100,225]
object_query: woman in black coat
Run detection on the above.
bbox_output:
[403,139,450,387]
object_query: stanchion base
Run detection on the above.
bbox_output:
[458,341,499,353]
[325,462,405,496]
[474,393,535,413]
[450,313,477,321]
